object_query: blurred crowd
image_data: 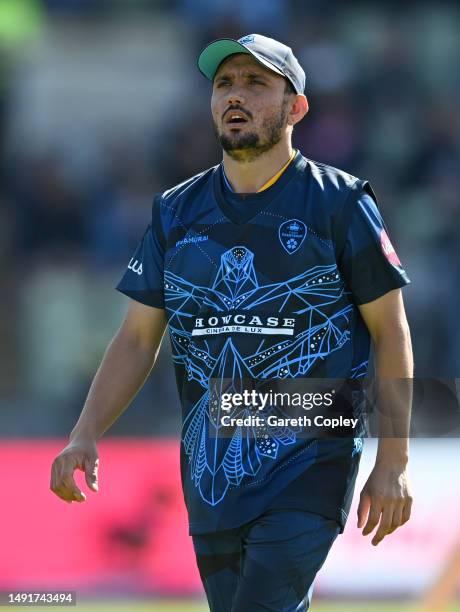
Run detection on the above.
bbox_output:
[0,0,459,436]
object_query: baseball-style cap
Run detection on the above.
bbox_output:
[197,33,306,95]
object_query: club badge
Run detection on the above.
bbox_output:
[278,219,307,254]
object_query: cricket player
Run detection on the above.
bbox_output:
[50,34,414,611]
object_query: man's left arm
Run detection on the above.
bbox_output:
[356,287,414,546]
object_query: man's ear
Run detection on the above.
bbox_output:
[288,95,309,126]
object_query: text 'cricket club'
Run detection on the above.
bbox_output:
[192,314,296,336]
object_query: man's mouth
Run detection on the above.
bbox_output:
[225,110,250,125]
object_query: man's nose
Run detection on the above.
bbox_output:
[226,85,246,106]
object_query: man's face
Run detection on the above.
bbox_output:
[211,54,294,161]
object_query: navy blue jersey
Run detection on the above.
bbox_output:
[116,150,410,535]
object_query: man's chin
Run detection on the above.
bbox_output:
[220,133,259,151]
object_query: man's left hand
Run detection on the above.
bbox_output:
[357,462,413,546]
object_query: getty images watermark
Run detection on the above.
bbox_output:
[207,378,460,439]
[219,387,359,430]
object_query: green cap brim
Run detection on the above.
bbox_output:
[198,39,252,81]
[198,38,286,81]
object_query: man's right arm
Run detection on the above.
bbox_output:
[50,299,167,504]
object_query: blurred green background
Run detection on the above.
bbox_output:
[0,0,459,439]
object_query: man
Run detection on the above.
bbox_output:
[50,34,413,611]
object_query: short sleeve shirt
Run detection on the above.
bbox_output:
[116,151,410,534]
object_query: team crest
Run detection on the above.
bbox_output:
[278,219,307,254]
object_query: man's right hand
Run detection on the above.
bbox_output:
[49,302,167,505]
[50,438,99,504]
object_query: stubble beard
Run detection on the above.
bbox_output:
[214,101,289,162]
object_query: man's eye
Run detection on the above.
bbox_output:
[216,81,230,87]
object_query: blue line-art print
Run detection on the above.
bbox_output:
[165,246,360,506]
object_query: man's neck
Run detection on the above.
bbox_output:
[222,140,294,194]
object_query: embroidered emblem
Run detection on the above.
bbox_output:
[278,219,307,254]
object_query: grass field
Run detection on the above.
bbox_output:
[28,601,460,612]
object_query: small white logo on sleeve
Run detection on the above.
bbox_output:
[128,258,143,275]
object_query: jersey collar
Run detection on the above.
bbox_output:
[213,150,306,225]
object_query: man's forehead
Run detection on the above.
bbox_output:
[214,53,277,79]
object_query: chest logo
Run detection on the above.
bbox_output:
[278,219,307,254]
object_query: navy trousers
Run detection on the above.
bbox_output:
[192,508,341,612]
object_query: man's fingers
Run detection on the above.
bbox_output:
[50,454,86,503]
[60,475,86,502]
[55,487,81,503]
[53,482,85,503]
[401,496,413,524]
[388,496,413,532]
[51,442,100,504]
[50,461,58,492]
[388,503,404,534]
[50,471,70,501]
[362,501,382,536]
[358,465,413,545]
[357,490,371,528]
[84,457,99,492]
[371,505,394,546]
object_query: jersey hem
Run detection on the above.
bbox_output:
[353,275,411,305]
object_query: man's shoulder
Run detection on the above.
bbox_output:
[302,155,362,192]
[159,164,219,206]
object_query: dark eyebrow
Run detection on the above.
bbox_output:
[214,72,232,82]
[214,70,270,83]
[245,72,268,80]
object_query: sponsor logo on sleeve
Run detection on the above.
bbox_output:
[380,229,401,266]
[128,258,143,275]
